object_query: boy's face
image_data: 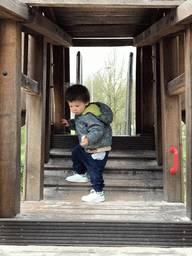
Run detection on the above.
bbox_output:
[68,100,89,115]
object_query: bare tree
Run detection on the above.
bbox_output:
[85,49,128,135]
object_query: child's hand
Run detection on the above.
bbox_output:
[81,135,89,146]
[62,119,69,127]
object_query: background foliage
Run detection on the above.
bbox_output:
[85,49,135,135]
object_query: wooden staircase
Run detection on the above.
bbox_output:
[44,134,163,198]
[3,134,189,248]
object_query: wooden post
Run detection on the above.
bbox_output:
[136,47,142,135]
[136,46,154,135]
[126,52,133,135]
[24,35,47,201]
[52,45,65,132]
[142,46,154,134]
[0,20,21,217]
[64,47,70,133]
[159,37,184,203]
[21,32,28,127]
[76,51,83,84]
[178,34,185,123]
[185,24,192,218]
[152,43,163,165]
[44,43,52,163]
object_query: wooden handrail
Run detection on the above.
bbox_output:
[170,146,178,174]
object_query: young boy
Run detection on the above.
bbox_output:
[62,84,113,202]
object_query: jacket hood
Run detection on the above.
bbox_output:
[82,102,113,125]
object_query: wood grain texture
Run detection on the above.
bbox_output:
[24,35,46,201]
[185,24,192,219]
[134,0,192,46]
[0,20,21,217]
[22,0,185,8]
[167,72,185,95]
[0,0,30,21]
[159,37,184,203]
[21,73,39,95]
[22,10,72,46]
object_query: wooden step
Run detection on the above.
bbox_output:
[44,148,162,190]
[44,158,162,171]
[1,220,192,247]
[49,148,157,160]
[45,148,160,171]
[51,134,155,150]
[44,186,164,202]
[44,169,163,189]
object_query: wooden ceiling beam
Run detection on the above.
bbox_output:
[0,0,72,46]
[56,16,151,26]
[0,0,30,21]
[40,7,58,23]
[133,0,192,47]
[63,24,146,38]
[54,7,155,15]
[22,10,73,46]
[73,38,133,47]
[22,0,186,8]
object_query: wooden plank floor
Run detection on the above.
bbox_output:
[13,188,190,223]
[1,246,192,256]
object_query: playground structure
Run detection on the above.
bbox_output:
[0,0,192,223]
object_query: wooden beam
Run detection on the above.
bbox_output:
[24,35,47,201]
[52,45,65,132]
[0,20,21,217]
[22,10,73,46]
[185,24,192,219]
[57,7,162,17]
[0,0,30,21]
[167,72,185,95]
[21,73,39,95]
[61,16,151,26]
[23,0,185,8]
[133,0,192,47]
[0,1,72,46]
[152,43,163,166]
[136,46,154,135]
[23,33,29,75]
[73,38,133,47]
[64,24,145,38]
[136,47,142,135]
[64,47,70,133]
[44,43,52,163]
[159,37,184,203]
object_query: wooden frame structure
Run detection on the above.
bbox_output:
[1,0,192,219]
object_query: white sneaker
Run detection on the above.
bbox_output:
[82,189,105,202]
[66,172,88,183]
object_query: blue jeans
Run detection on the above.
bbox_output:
[72,145,109,192]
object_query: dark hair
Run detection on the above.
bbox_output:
[66,84,90,103]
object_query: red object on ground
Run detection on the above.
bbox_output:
[170,146,178,174]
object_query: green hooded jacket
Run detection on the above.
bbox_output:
[68,102,113,150]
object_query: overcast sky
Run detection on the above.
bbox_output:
[70,46,136,84]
